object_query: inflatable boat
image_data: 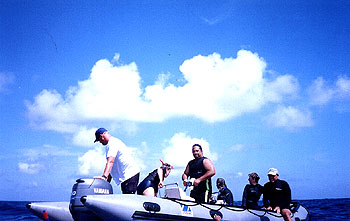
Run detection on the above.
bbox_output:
[27,178,310,220]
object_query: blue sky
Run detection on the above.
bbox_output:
[1,0,349,201]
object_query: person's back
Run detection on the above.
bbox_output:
[106,136,140,185]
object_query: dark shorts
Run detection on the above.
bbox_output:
[190,187,211,203]
[121,173,140,194]
[136,179,154,195]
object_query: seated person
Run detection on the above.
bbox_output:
[242,172,264,209]
[263,168,292,221]
[216,178,234,205]
[137,160,173,197]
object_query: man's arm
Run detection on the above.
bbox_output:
[193,158,215,186]
[280,181,291,209]
[182,164,190,186]
[102,156,115,180]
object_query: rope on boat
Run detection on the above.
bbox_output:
[166,198,303,219]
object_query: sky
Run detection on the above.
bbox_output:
[0,0,349,202]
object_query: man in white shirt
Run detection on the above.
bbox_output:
[94,128,140,194]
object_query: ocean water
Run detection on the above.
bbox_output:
[0,198,349,220]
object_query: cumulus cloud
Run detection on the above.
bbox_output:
[26,50,299,133]
[264,105,314,130]
[162,132,218,173]
[78,147,106,175]
[72,127,98,148]
[263,75,299,103]
[308,76,350,106]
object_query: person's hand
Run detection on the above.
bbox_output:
[213,214,222,221]
[266,206,273,211]
[93,176,106,181]
[193,178,201,186]
[158,182,164,189]
[273,206,281,214]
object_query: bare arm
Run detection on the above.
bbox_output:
[94,156,115,182]
[182,164,190,186]
[157,168,164,188]
[193,158,215,186]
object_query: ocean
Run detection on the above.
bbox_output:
[0,198,349,220]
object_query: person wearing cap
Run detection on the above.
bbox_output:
[137,159,173,197]
[242,172,264,209]
[182,144,216,203]
[216,178,234,205]
[94,128,140,194]
[263,168,292,221]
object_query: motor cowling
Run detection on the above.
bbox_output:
[69,178,113,221]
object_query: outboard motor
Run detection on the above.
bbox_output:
[69,178,113,221]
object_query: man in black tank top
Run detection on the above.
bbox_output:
[182,144,216,203]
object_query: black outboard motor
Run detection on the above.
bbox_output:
[69,178,113,221]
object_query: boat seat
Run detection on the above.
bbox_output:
[164,187,181,199]
[164,187,194,201]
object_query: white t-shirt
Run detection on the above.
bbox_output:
[105,137,140,185]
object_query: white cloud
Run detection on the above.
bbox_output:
[18,162,43,174]
[162,132,218,170]
[78,147,106,175]
[336,76,350,98]
[263,75,299,103]
[26,50,302,133]
[308,76,350,106]
[72,127,97,147]
[308,77,335,105]
[265,105,314,130]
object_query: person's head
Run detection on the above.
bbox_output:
[267,168,279,183]
[160,159,173,178]
[248,172,260,184]
[94,128,110,145]
[192,144,203,159]
[216,178,227,190]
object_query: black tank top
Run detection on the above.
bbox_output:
[188,157,212,192]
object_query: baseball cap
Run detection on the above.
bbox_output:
[94,128,107,143]
[267,168,279,176]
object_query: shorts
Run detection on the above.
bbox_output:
[121,173,140,194]
[136,179,154,195]
[190,187,211,203]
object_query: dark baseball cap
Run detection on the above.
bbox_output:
[94,128,107,143]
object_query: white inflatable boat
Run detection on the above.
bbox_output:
[27,178,309,220]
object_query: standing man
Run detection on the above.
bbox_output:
[94,128,140,194]
[263,168,292,221]
[182,144,216,203]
